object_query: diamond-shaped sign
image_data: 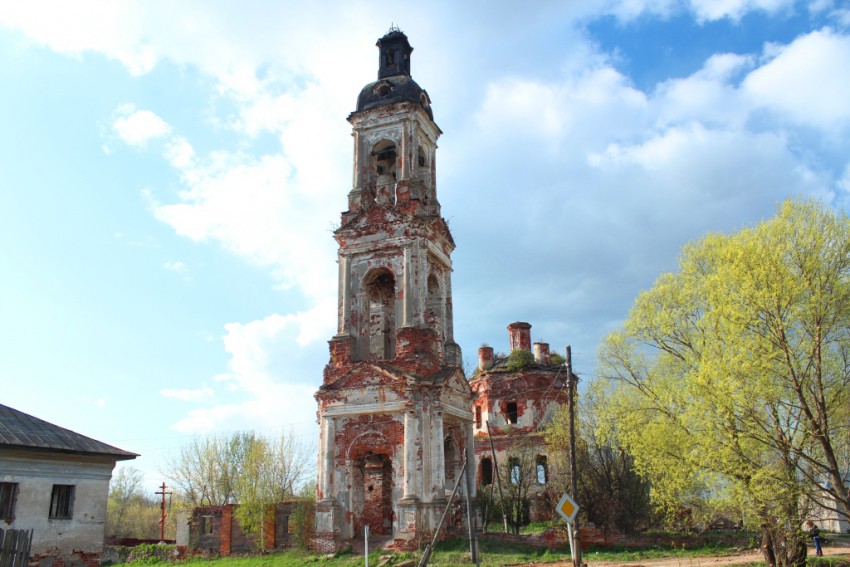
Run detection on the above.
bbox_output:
[556,492,579,524]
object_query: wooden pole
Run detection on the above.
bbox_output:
[418,458,467,567]
[566,346,582,567]
[464,451,479,566]
[485,421,509,532]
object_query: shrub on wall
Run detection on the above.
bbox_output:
[506,349,534,371]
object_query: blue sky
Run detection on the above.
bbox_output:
[2,0,849,492]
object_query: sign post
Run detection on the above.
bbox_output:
[556,492,579,524]
[556,492,580,563]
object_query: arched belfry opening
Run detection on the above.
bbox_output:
[364,268,396,360]
[369,140,397,206]
[426,272,444,359]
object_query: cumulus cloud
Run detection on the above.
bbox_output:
[743,28,850,129]
[160,387,214,401]
[600,0,794,22]
[169,310,330,435]
[112,105,172,147]
[451,26,846,355]
[0,1,158,75]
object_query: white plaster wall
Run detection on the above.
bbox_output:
[0,449,116,555]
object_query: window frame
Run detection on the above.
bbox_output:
[0,482,18,520]
[49,484,75,520]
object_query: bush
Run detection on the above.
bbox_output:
[289,498,315,550]
[110,543,176,564]
[507,349,534,371]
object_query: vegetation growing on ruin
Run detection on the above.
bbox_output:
[506,349,534,371]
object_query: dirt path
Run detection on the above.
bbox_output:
[514,543,850,567]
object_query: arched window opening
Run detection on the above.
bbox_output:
[509,457,521,485]
[364,268,396,360]
[474,405,482,429]
[480,458,493,486]
[416,146,432,203]
[506,401,518,425]
[536,455,548,484]
[426,272,443,358]
[370,141,397,206]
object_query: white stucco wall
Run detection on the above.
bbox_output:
[0,449,117,557]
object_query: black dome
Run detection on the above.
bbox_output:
[354,75,433,120]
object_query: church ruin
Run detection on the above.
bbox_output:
[313,29,475,551]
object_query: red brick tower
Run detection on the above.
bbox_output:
[313,28,474,551]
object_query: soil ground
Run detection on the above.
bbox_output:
[517,540,850,567]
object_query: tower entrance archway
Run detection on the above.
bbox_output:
[351,452,394,536]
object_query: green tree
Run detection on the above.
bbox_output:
[164,431,257,506]
[164,430,311,546]
[232,430,311,545]
[546,382,655,533]
[106,466,169,539]
[599,200,850,566]
[495,441,539,535]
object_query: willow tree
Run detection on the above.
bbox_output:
[599,200,850,566]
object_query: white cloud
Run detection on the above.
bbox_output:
[743,28,850,129]
[0,1,158,75]
[601,0,793,21]
[474,66,648,151]
[688,0,793,21]
[838,163,850,193]
[160,387,214,401]
[169,310,331,435]
[163,261,187,273]
[653,53,753,128]
[112,105,172,147]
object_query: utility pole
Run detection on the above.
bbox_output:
[566,346,582,567]
[155,482,172,543]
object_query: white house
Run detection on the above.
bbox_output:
[0,403,137,566]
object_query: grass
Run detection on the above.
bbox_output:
[117,532,850,567]
[117,539,749,567]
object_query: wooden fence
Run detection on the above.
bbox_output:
[0,528,33,567]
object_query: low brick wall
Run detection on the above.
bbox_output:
[481,526,753,551]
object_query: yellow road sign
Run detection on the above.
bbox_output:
[556,492,579,523]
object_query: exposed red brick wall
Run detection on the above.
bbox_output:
[335,413,404,464]
[508,322,532,352]
[220,505,232,555]
[29,551,102,567]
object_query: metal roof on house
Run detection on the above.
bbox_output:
[0,403,138,460]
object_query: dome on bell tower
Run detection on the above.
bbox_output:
[353,27,433,120]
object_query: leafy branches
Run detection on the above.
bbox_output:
[598,199,850,555]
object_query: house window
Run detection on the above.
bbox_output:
[506,402,518,424]
[475,406,482,429]
[49,484,74,519]
[509,457,521,485]
[1,482,17,519]
[536,455,548,484]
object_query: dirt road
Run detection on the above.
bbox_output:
[516,543,850,567]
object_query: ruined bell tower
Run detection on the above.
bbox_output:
[314,28,474,551]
